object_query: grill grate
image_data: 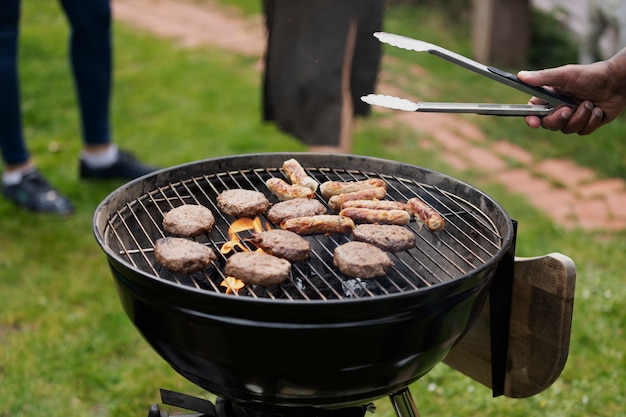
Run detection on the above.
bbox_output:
[102,166,503,301]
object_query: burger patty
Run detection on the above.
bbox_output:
[251,229,311,263]
[154,237,216,273]
[162,204,216,237]
[333,241,394,279]
[216,189,270,218]
[266,198,327,225]
[352,224,416,252]
[225,251,291,287]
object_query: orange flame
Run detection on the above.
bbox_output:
[220,217,268,255]
[219,217,271,294]
[220,277,245,294]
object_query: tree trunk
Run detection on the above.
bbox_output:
[472,0,530,67]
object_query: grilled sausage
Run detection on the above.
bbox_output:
[283,158,318,192]
[320,178,386,199]
[339,207,410,225]
[280,214,355,235]
[327,187,387,211]
[406,197,445,231]
[340,199,408,211]
[266,177,315,201]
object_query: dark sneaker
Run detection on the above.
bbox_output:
[2,170,74,215]
[80,149,157,180]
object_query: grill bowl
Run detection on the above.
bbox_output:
[93,153,515,408]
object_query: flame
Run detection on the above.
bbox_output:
[220,277,245,294]
[219,217,271,294]
[220,217,268,255]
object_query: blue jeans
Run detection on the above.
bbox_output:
[0,0,112,166]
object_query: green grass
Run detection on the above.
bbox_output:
[0,1,624,417]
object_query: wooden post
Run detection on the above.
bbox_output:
[472,0,530,67]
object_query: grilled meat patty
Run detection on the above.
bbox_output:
[225,251,291,287]
[162,204,216,237]
[266,197,327,225]
[352,224,416,252]
[333,241,394,278]
[154,237,216,273]
[251,229,311,262]
[216,189,270,218]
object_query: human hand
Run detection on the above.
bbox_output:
[517,50,626,134]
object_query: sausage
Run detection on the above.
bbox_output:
[280,215,355,235]
[266,177,315,201]
[340,199,408,211]
[339,207,411,225]
[283,158,318,191]
[320,178,386,199]
[406,197,445,231]
[327,187,387,211]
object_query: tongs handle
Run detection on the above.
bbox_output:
[486,66,577,108]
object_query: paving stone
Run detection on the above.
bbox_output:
[461,146,508,173]
[529,188,576,223]
[491,141,534,165]
[606,192,626,220]
[431,130,471,152]
[534,159,596,188]
[577,178,626,199]
[441,153,470,172]
[573,199,611,230]
[453,117,486,143]
[494,169,551,195]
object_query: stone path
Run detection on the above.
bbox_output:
[114,0,626,231]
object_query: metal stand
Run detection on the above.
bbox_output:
[389,388,420,417]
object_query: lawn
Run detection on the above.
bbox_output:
[0,1,624,417]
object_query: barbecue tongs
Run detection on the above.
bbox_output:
[362,32,578,116]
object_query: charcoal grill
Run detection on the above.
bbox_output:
[93,153,574,417]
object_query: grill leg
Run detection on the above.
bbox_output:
[389,388,420,417]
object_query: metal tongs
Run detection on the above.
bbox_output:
[362,32,578,116]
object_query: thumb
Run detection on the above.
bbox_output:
[518,68,566,87]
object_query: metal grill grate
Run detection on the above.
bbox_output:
[102,166,503,301]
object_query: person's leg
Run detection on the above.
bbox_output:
[0,0,73,215]
[59,0,111,147]
[60,0,156,180]
[0,0,30,169]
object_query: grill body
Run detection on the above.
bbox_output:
[94,153,515,408]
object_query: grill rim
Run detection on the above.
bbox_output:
[93,152,515,306]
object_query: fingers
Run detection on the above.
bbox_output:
[523,115,542,129]
[578,106,605,135]
[525,101,604,135]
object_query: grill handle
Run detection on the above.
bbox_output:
[443,251,576,398]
